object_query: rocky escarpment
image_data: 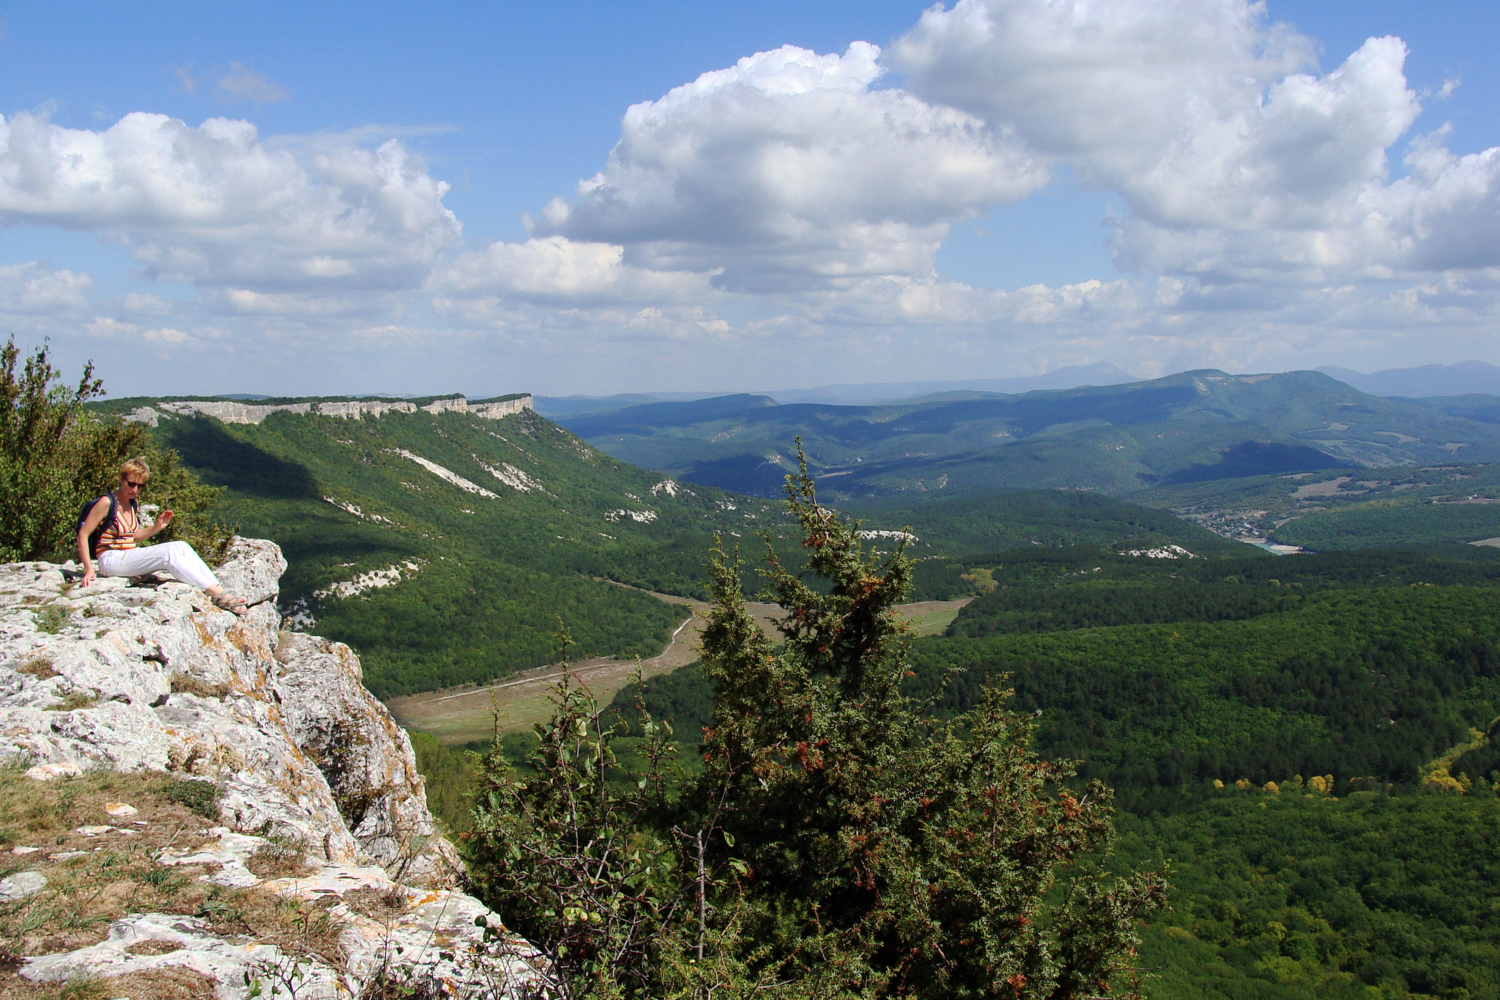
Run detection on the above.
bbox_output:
[0,539,546,998]
[122,393,534,427]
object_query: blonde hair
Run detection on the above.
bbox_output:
[119,457,151,481]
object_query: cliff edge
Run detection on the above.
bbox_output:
[0,539,545,998]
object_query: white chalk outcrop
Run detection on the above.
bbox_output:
[123,394,533,427]
[0,538,545,998]
[392,449,501,498]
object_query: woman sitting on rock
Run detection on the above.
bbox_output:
[76,457,248,616]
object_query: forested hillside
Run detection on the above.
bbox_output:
[115,402,786,696]
[598,542,1500,1000]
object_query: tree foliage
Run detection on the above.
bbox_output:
[466,448,1167,999]
[1123,786,1500,1000]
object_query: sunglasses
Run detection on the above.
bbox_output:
[121,479,147,490]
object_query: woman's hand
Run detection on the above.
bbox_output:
[80,566,96,587]
[144,509,174,538]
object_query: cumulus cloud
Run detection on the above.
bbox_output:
[891,0,1500,285]
[891,0,1319,220]
[434,236,715,305]
[0,111,460,301]
[535,42,1046,291]
[0,262,91,313]
[526,0,1500,329]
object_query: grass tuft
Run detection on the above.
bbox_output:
[44,691,96,713]
[16,659,57,680]
[168,674,231,700]
[160,779,220,819]
[33,607,69,635]
[245,834,316,880]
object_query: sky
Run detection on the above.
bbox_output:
[2,0,1498,398]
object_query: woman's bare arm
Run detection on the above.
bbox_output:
[76,496,113,587]
[131,508,173,541]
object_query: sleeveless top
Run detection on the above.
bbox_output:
[96,497,139,553]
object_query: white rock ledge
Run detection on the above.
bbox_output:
[0,538,547,998]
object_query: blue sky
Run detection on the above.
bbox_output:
[1,1,1498,396]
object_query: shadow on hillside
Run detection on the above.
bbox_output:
[1157,440,1343,486]
[162,417,321,499]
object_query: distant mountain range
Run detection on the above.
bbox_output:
[534,363,1139,418]
[556,369,1500,498]
[1318,361,1500,398]
[758,362,1140,405]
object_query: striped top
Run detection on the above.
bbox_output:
[95,498,138,553]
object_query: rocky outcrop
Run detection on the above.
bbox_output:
[0,539,547,998]
[123,394,533,427]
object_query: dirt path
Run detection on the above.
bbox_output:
[385,593,971,744]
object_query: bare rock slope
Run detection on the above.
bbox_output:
[0,538,545,998]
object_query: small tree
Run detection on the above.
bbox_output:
[0,337,231,563]
[467,446,1167,999]
[692,447,1167,997]
[466,625,706,998]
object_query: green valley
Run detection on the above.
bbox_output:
[98,396,785,698]
[106,395,1240,701]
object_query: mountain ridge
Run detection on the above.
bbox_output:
[533,362,1140,417]
[1318,360,1500,398]
[557,369,1500,498]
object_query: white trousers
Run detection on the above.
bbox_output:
[97,541,220,591]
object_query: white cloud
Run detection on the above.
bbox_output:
[0,111,461,302]
[85,316,138,338]
[0,262,90,313]
[891,1,1500,286]
[535,42,1045,291]
[891,0,1317,213]
[434,236,715,305]
[216,63,290,104]
[143,326,189,344]
[118,292,172,315]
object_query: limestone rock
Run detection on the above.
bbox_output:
[271,630,458,883]
[0,539,546,997]
[0,871,46,901]
[123,394,535,426]
[212,536,286,607]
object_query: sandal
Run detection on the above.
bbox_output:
[212,592,250,617]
